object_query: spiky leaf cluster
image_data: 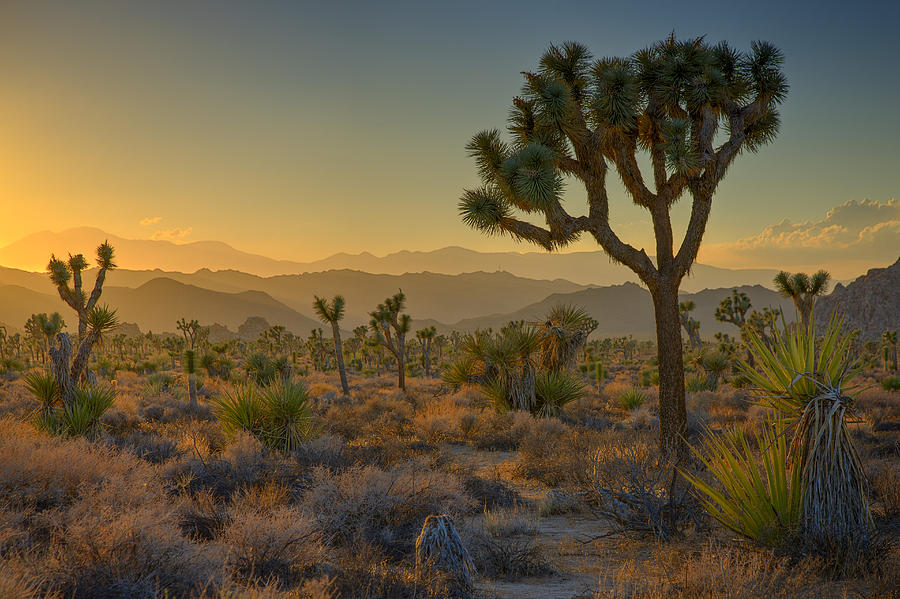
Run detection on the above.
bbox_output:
[460,36,787,253]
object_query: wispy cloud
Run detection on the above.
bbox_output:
[700,198,899,276]
[139,216,162,226]
[151,227,193,242]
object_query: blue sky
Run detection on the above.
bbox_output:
[0,0,897,276]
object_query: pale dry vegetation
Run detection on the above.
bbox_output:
[0,350,897,599]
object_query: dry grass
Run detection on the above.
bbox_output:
[0,361,895,598]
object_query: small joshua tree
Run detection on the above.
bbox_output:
[46,243,119,406]
[416,326,437,377]
[370,290,411,390]
[313,295,350,395]
[177,317,204,407]
[459,37,787,457]
[773,270,830,329]
[678,301,701,351]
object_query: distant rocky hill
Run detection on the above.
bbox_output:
[815,257,900,339]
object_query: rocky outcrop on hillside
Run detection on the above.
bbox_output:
[816,258,899,339]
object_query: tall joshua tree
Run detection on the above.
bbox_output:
[459,37,787,456]
[314,295,350,395]
[47,242,118,405]
[773,270,830,328]
[416,326,437,377]
[370,290,411,390]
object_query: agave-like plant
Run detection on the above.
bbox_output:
[534,370,584,418]
[212,385,265,438]
[212,381,317,453]
[738,314,871,554]
[259,380,317,452]
[23,370,59,414]
[33,384,116,438]
[684,414,801,546]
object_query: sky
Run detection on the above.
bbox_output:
[0,0,898,278]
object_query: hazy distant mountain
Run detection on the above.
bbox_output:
[0,227,306,277]
[0,227,783,290]
[431,283,797,340]
[815,257,899,339]
[0,279,322,337]
[0,266,586,329]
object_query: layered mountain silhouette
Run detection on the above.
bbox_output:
[0,227,781,290]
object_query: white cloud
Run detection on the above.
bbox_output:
[700,198,899,277]
[139,216,162,226]
[151,227,193,241]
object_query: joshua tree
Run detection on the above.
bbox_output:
[370,290,411,390]
[0,325,7,361]
[416,326,437,377]
[313,295,350,395]
[176,318,203,350]
[773,270,831,328]
[459,37,787,456]
[714,289,751,330]
[46,243,119,405]
[883,330,898,372]
[678,301,702,351]
[183,348,199,408]
[49,241,116,340]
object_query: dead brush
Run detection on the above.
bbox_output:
[576,435,697,540]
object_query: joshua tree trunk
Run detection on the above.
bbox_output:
[188,373,197,408]
[331,322,350,395]
[652,282,687,460]
[396,351,406,390]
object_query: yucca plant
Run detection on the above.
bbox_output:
[534,370,584,418]
[684,414,801,546]
[23,370,59,414]
[259,380,317,452]
[212,385,265,438]
[739,314,871,555]
[616,387,646,411]
[33,384,116,438]
[212,381,317,453]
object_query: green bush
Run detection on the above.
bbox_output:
[881,376,900,391]
[32,384,117,438]
[616,387,646,411]
[212,380,317,452]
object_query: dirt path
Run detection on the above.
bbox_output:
[443,444,608,599]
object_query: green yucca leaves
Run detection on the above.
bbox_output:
[738,314,859,419]
[212,385,265,437]
[534,371,584,418]
[24,370,59,408]
[212,381,317,453]
[32,384,116,438]
[259,380,317,452]
[684,415,801,546]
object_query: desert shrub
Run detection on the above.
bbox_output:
[106,430,181,463]
[0,418,154,510]
[533,370,584,417]
[221,503,324,584]
[481,504,537,538]
[868,460,900,519]
[515,418,596,486]
[24,369,117,438]
[575,433,694,539]
[685,373,708,392]
[614,386,647,411]
[469,409,534,451]
[302,461,471,556]
[880,375,900,391]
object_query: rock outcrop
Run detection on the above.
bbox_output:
[816,258,899,339]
